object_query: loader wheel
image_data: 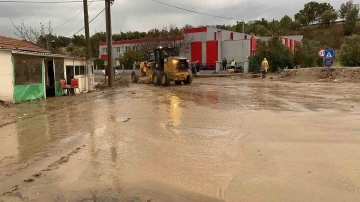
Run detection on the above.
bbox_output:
[152,70,161,86]
[175,81,182,85]
[183,73,193,85]
[160,71,171,86]
[131,71,139,83]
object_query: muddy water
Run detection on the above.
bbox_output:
[0,78,360,202]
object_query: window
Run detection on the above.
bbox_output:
[75,66,80,75]
[54,58,65,80]
[114,47,121,53]
[80,66,85,75]
[13,54,42,85]
[102,47,107,53]
[75,66,85,75]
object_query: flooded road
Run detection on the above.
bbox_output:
[1,78,360,202]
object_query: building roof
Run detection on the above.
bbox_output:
[11,49,86,60]
[99,36,184,46]
[0,35,48,52]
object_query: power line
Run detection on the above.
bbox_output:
[53,9,83,29]
[0,0,103,3]
[150,0,243,21]
[53,1,94,30]
[61,1,99,36]
[73,7,105,35]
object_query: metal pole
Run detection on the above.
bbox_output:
[105,0,114,87]
[272,19,275,37]
[83,0,92,90]
[242,20,245,34]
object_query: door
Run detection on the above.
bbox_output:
[47,61,55,87]
[66,65,74,84]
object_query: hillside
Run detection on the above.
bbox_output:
[287,21,360,49]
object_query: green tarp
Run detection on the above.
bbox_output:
[14,84,44,103]
[55,81,63,96]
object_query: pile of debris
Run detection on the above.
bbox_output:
[96,75,130,90]
[279,67,360,82]
[0,100,11,108]
[280,69,298,78]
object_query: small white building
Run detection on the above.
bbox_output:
[0,35,94,103]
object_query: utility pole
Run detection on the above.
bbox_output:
[242,20,245,34]
[105,0,114,87]
[272,19,275,37]
[83,0,92,90]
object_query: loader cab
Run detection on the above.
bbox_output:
[154,47,174,72]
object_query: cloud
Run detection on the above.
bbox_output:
[0,0,350,37]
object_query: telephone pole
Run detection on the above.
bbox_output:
[106,0,114,87]
[83,0,91,90]
[272,19,275,37]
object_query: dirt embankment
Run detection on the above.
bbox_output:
[279,67,360,83]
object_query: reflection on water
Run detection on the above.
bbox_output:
[16,115,49,162]
[207,91,219,104]
[170,95,182,127]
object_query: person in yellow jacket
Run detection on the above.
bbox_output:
[140,61,148,76]
[261,58,269,78]
[230,59,236,69]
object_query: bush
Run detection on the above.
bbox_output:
[94,58,105,70]
[294,39,321,68]
[253,37,294,72]
[339,34,360,66]
[119,50,144,68]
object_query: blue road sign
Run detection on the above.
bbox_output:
[324,49,335,59]
[325,59,334,67]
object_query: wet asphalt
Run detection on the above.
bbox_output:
[0,77,360,202]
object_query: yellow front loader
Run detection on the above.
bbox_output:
[131,47,193,86]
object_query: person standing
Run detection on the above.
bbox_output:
[230,59,236,69]
[222,57,227,70]
[195,60,201,77]
[261,58,269,78]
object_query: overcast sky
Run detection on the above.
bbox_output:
[0,0,350,38]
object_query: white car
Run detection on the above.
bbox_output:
[102,69,118,76]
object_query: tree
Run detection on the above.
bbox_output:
[90,32,106,57]
[320,10,338,27]
[339,0,355,19]
[294,39,321,68]
[247,23,268,36]
[280,15,293,30]
[294,2,334,25]
[135,24,192,57]
[11,20,54,50]
[315,3,335,21]
[291,20,302,30]
[295,2,318,25]
[340,1,360,35]
[294,13,310,26]
[71,35,86,46]
[119,50,143,68]
[339,34,360,66]
[94,58,105,70]
[253,37,293,72]
[66,46,86,57]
